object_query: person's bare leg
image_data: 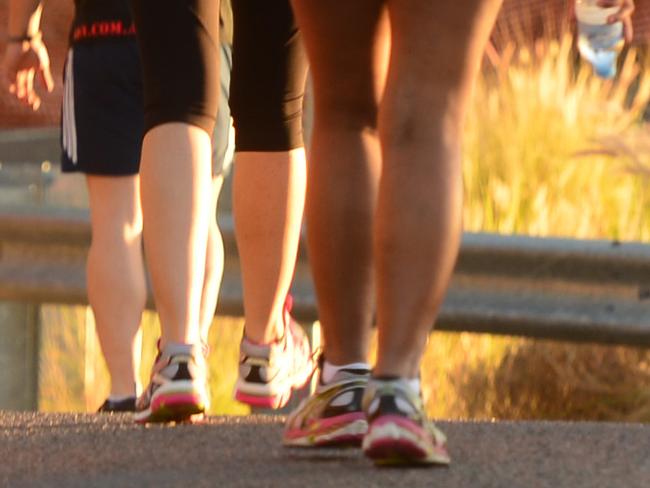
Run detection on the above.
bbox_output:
[199,175,225,344]
[373,0,503,378]
[291,0,389,365]
[140,123,213,346]
[233,149,306,344]
[86,175,145,397]
[287,0,502,461]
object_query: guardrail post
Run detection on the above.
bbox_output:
[0,302,39,410]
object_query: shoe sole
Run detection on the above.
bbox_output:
[283,413,368,447]
[135,392,206,424]
[362,415,450,466]
[135,381,207,424]
[234,390,291,409]
[235,365,314,410]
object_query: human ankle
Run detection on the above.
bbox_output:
[108,393,135,402]
[373,356,420,379]
[370,375,421,395]
[243,317,284,345]
[109,381,137,399]
[321,359,370,384]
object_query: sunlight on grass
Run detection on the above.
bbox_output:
[39,307,250,415]
[422,332,650,422]
[465,34,650,240]
[39,305,87,412]
[39,307,650,422]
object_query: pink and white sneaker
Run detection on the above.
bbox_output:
[283,360,370,447]
[134,342,208,424]
[362,377,450,466]
[235,296,315,409]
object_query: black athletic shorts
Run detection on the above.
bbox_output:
[230,0,308,151]
[129,0,307,152]
[61,39,233,176]
[130,0,220,136]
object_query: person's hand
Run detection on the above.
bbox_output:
[2,33,54,111]
[598,0,635,43]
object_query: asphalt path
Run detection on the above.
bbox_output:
[1,412,648,487]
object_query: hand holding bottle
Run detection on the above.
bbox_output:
[575,0,635,78]
[598,0,635,42]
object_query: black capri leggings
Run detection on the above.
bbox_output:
[130,0,221,135]
[230,0,308,151]
[130,0,308,152]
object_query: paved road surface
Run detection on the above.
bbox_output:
[1,412,648,487]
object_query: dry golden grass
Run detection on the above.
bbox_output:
[39,308,249,415]
[422,333,650,422]
[39,308,650,422]
[39,305,87,412]
[421,29,650,423]
[465,34,650,240]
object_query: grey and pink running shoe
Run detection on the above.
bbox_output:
[283,360,370,447]
[235,295,315,409]
[362,378,450,466]
[134,342,208,424]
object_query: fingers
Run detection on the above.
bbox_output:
[607,10,635,42]
[597,1,635,20]
[3,40,54,111]
[13,68,41,111]
[598,0,635,42]
[5,69,15,92]
[622,16,634,42]
[15,70,28,101]
[605,6,635,21]
[26,70,42,111]
[40,63,54,93]
[36,41,55,93]
[26,70,36,107]
[32,95,42,111]
[597,0,634,8]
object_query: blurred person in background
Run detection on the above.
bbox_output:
[2,0,234,413]
[2,0,317,421]
[281,0,635,466]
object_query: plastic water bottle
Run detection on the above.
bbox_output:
[575,0,625,78]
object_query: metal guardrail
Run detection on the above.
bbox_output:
[2,204,650,346]
[0,128,61,165]
[2,205,650,410]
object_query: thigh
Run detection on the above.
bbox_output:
[385,0,503,111]
[230,0,308,150]
[61,41,144,176]
[129,0,221,135]
[86,174,142,238]
[290,0,388,125]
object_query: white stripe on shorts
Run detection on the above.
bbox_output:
[62,49,78,165]
[62,50,68,158]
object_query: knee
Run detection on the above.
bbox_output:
[316,95,379,133]
[90,220,143,256]
[231,103,304,151]
[381,94,463,151]
[230,79,305,151]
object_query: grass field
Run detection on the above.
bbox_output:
[38,31,650,421]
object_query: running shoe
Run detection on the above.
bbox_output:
[283,361,370,447]
[134,342,208,424]
[235,295,315,409]
[97,396,136,413]
[362,377,450,466]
